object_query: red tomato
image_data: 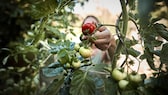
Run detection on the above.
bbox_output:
[82,23,96,35]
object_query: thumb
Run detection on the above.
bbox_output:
[98,26,107,32]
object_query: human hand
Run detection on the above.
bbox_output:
[81,16,116,51]
[92,26,115,51]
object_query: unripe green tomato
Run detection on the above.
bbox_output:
[112,68,127,81]
[79,47,92,58]
[72,61,81,69]
[65,63,71,68]
[129,74,142,83]
[74,43,80,51]
[118,80,129,90]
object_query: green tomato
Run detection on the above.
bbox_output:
[74,43,80,51]
[118,80,129,90]
[79,47,92,58]
[112,68,127,81]
[65,63,71,68]
[72,61,81,69]
[129,73,142,83]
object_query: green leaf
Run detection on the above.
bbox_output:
[45,25,66,39]
[124,38,138,48]
[29,0,57,19]
[70,70,96,95]
[151,40,163,47]
[128,0,136,10]
[127,48,141,57]
[70,29,76,36]
[143,48,157,71]
[154,23,168,41]
[90,63,108,72]
[57,49,70,64]
[44,77,64,95]
[2,55,10,65]
[104,77,118,95]
[42,67,64,77]
[160,43,168,63]
[138,0,155,27]
[49,40,75,54]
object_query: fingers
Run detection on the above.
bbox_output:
[98,26,107,32]
[93,29,111,39]
[94,37,112,50]
[93,34,113,50]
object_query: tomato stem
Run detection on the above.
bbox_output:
[111,0,129,70]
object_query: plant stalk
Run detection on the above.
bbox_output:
[111,0,128,70]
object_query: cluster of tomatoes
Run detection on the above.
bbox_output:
[58,43,92,69]
[62,22,96,69]
[58,23,96,70]
[73,43,93,67]
[111,68,145,90]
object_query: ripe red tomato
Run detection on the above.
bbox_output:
[82,23,96,35]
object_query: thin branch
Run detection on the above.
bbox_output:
[129,16,140,32]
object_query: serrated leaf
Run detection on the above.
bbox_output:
[160,43,168,63]
[154,23,168,41]
[151,40,163,47]
[44,77,64,95]
[144,48,157,71]
[70,70,96,95]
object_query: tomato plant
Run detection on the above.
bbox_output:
[0,0,168,95]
